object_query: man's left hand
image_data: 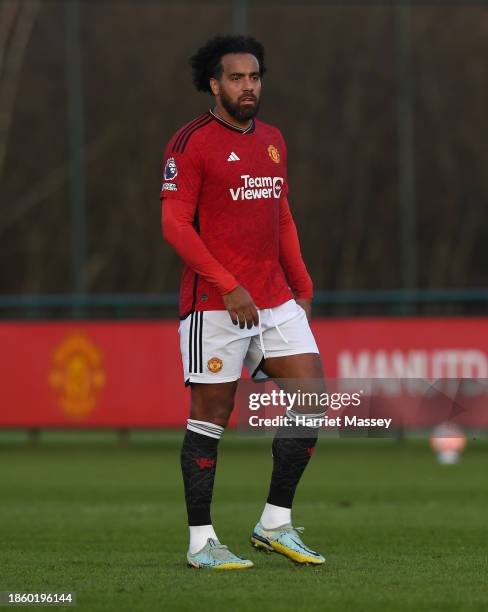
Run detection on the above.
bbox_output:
[296,298,312,321]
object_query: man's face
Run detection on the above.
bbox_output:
[211,53,261,122]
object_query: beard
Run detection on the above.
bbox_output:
[219,89,260,122]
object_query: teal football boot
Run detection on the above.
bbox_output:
[187,538,254,570]
[251,522,325,565]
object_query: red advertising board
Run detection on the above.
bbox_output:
[0,318,487,428]
[0,322,185,427]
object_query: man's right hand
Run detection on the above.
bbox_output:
[222,286,259,329]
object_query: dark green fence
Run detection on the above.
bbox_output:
[1,289,487,319]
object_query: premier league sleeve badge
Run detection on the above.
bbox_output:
[163,157,178,181]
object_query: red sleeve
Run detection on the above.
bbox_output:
[279,196,313,299]
[160,134,239,295]
[160,135,204,202]
[161,198,239,295]
[277,129,289,200]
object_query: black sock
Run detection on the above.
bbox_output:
[267,425,319,509]
[180,428,220,526]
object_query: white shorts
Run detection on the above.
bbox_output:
[179,299,319,385]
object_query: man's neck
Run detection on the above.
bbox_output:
[212,105,252,131]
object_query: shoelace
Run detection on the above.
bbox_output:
[209,543,245,561]
[284,525,305,535]
[207,539,228,550]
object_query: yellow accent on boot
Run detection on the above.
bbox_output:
[271,541,325,564]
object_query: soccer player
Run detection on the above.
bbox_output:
[161,35,326,569]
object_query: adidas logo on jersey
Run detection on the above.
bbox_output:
[227,152,240,161]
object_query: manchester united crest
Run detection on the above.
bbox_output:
[267,145,280,164]
[49,332,105,420]
[207,357,223,373]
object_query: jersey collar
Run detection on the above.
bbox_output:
[208,109,255,134]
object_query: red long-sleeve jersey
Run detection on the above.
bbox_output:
[160,111,312,317]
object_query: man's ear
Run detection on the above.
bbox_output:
[209,78,219,97]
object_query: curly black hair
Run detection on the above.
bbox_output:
[190,35,266,94]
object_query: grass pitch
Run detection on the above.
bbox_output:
[0,432,487,611]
